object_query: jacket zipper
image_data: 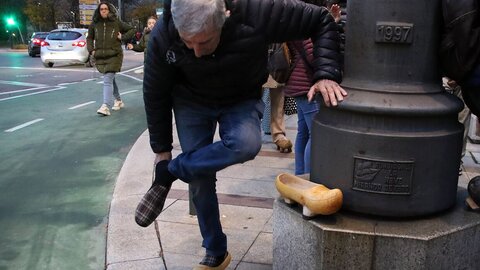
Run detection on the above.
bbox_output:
[103,22,106,57]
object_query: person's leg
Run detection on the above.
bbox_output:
[112,76,121,101]
[102,73,115,107]
[171,96,263,256]
[270,87,292,152]
[96,73,115,115]
[294,100,307,175]
[190,179,227,257]
[170,98,263,182]
[270,87,286,141]
[454,86,471,157]
[262,88,271,135]
[111,76,125,110]
[294,96,319,174]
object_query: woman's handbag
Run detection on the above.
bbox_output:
[284,96,297,115]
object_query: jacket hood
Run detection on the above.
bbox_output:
[92,2,118,23]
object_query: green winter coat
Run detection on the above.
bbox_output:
[86,3,134,74]
[131,29,151,63]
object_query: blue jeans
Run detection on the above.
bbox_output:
[294,96,319,175]
[103,72,120,107]
[169,96,264,256]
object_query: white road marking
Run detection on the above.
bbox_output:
[0,80,47,87]
[120,66,144,74]
[0,66,94,73]
[0,86,65,102]
[0,65,144,101]
[58,82,78,86]
[118,73,143,82]
[117,66,144,82]
[0,86,50,95]
[120,90,139,95]
[68,101,96,110]
[5,118,44,132]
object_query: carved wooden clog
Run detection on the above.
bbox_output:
[275,173,343,218]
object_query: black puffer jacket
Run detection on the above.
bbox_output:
[144,0,342,153]
[440,0,480,82]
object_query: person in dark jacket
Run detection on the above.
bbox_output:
[135,0,346,268]
[86,2,135,116]
[282,0,344,175]
[284,39,318,175]
[127,16,157,63]
[440,0,480,116]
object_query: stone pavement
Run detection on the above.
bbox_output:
[105,114,480,270]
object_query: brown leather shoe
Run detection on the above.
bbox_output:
[274,137,292,153]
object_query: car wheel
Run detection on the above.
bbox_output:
[43,62,54,68]
[29,51,35,57]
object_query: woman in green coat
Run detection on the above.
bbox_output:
[86,2,135,116]
[127,16,157,64]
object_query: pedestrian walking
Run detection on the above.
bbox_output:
[127,16,157,63]
[86,2,135,116]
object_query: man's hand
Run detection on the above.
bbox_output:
[154,152,172,165]
[126,43,133,50]
[117,32,122,41]
[330,4,341,23]
[307,79,347,106]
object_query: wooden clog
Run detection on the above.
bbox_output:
[275,173,343,218]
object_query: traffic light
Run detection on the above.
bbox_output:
[5,17,16,26]
[4,16,24,44]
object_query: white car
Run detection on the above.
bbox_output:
[40,28,93,68]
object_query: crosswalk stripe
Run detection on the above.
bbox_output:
[68,101,96,110]
[5,118,44,132]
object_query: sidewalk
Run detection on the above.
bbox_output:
[105,115,298,270]
[105,114,480,270]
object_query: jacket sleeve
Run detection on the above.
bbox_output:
[254,0,342,83]
[131,35,146,52]
[143,21,176,153]
[119,21,135,42]
[87,24,95,54]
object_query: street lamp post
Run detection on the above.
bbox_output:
[70,11,76,28]
[310,0,463,217]
[117,0,122,20]
[6,17,25,44]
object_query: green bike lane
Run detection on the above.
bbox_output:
[0,75,147,270]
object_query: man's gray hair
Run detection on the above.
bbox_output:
[171,0,227,36]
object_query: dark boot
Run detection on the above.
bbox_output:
[468,176,480,207]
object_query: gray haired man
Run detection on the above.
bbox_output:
[136,0,346,268]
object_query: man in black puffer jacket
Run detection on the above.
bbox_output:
[440,0,480,116]
[135,0,345,268]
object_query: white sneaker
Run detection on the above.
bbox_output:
[112,100,124,111]
[97,104,111,116]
